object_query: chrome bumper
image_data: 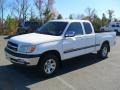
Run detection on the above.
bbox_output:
[5,48,40,66]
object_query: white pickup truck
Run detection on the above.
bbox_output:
[5,20,116,77]
[101,22,120,34]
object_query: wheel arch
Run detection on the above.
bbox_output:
[39,50,61,61]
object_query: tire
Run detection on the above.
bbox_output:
[115,30,119,35]
[37,53,60,77]
[97,43,109,59]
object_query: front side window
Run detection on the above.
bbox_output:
[37,22,68,36]
[66,22,83,35]
[83,22,92,34]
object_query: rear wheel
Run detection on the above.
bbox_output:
[37,53,60,77]
[97,43,109,59]
[115,30,119,35]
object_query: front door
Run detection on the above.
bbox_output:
[62,22,85,60]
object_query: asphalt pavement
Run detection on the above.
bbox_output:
[0,35,120,90]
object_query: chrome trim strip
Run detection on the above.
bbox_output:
[64,44,100,53]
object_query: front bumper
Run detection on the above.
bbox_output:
[5,48,40,66]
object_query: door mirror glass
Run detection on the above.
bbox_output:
[65,31,75,37]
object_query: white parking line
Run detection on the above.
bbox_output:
[56,77,76,90]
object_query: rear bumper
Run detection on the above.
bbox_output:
[5,48,40,66]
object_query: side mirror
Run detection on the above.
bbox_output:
[65,31,75,37]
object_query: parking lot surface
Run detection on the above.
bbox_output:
[0,35,120,90]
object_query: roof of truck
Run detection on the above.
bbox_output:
[50,19,91,23]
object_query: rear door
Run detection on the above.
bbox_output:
[82,22,96,53]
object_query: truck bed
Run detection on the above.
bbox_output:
[95,31,116,51]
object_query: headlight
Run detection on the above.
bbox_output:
[18,45,36,53]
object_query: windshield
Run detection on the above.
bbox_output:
[37,22,68,36]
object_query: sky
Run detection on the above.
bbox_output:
[54,0,120,19]
[3,0,120,19]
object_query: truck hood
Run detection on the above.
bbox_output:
[10,33,62,44]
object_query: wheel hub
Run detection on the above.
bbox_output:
[44,59,56,74]
[102,47,108,57]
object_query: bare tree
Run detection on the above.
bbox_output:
[34,0,56,22]
[107,10,114,22]
[76,14,85,19]
[85,7,96,21]
[22,0,29,21]
[12,0,29,22]
[29,7,36,21]
[34,0,45,20]
[12,0,22,20]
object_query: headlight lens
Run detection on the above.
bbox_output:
[19,45,36,53]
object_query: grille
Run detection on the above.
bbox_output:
[7,41,18,52]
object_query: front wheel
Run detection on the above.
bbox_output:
[37,54,60,77]
[97,43,109,59]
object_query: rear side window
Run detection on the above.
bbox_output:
[67,22,83,35]
[116,25,120,27]
[83,22,92,34]
[111,25,115,27]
